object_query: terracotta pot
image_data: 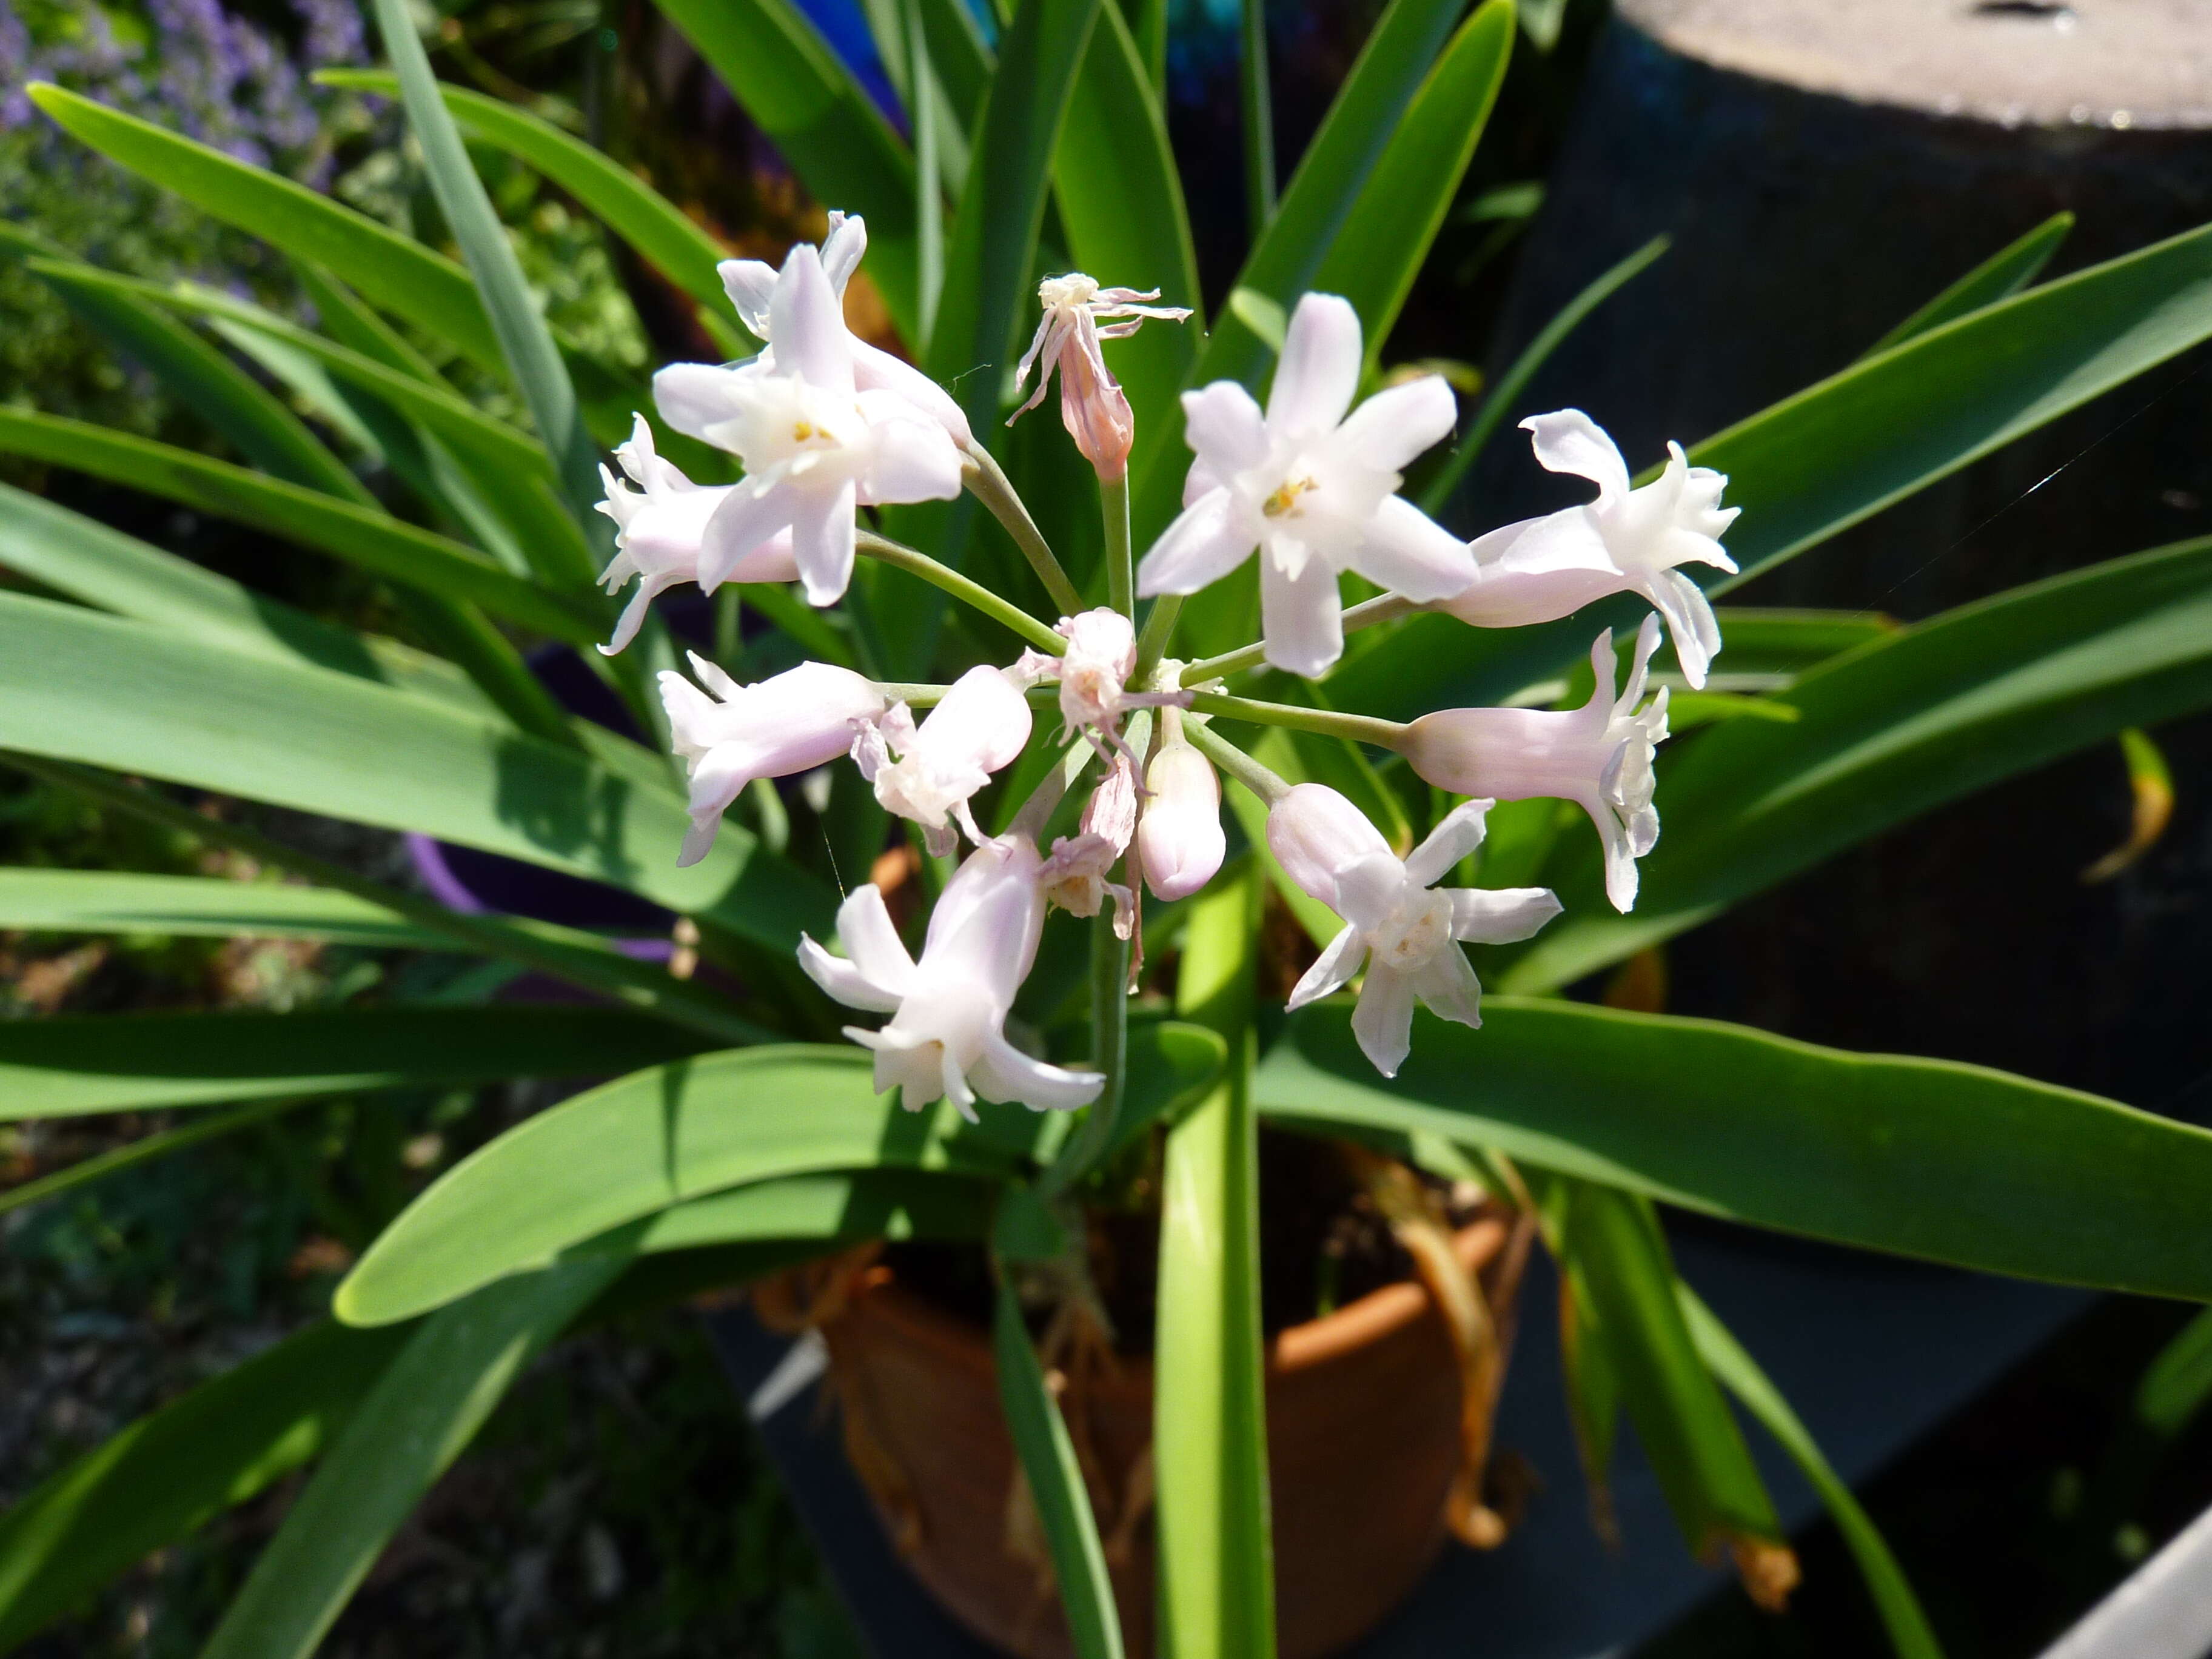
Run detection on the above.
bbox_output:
[809,1216,1527,1659]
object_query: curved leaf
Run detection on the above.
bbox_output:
[27,83,501,370]
[1506,534,2212,991]
[578,1167,996,1256]
[0,593,834,947]
[0,1321,414,1653]
[0,411,597,645]
[0,870,454,947]
[1868,211,2073,357]
[1258,998,2212,1301]
[0,1005,712,1122]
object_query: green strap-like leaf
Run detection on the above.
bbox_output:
[0,1319,414,1653]
[27,82,503,370]
[1866,211,2073,358]
[0,1005,714,1122]
[198,1261,620,1659]
[1257,997,2212,1302]
[0,869,458,947]
[1311,0,1513,374]
[1155,863,1276,1659]
[1,1096,308,1219]
[0,593,834,948]
[650,0,921,341]
[1051,0,1202,454]
[1563,1181,1781,1555]
[993,1268,1126,1659]
[577,1167,996,1258]
[0,411,597,644]
[340,1024,1222,1324]
[361,0,606,565]
[913,0,994,128]
[1681,1286,1946,1659]
[1506,534,2212,991]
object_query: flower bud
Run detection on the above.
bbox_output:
[660,656,885,866]
[1137,737,1224,900]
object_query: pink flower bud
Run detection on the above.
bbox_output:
[1008,273,1191,483]
[1136,737,1224,900]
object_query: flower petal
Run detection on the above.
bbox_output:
[862,406,965,504]
[1287,924,1367,1011]
[1267,783,1393,908]
[1338,375,1456,472]
[1259,543,1345,677]
[1447,884,1563,945]
[1522,409,1631,503]
[837,882,919,998]
[1181,380,1270,474]
[1350,495,1475,603]
[1403,797,1492,890]
[1138,490,1255,597]
[971,1030,1105,1113]
[1349,962,1417,1078]
[717,259,777,339]
[1332,851,1405,934]
[1410,942,1484,1031]
[822,211,868,294]
[698,479,800,590]
[654,362,752,446]
[771,244,854,394]
[790,478,859,606]
[1267,293,1362,438]
[722,525,802,585]
[1646,566,1722,689]
[853,338,974,444]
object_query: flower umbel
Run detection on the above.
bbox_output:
[1398,615,1671,913]
[1439,411,1738,688]
[660,657,886,866]
[1136,292,1474,678]
[800,833,1106,1118]
[1269,785,1561,1078]
[594,415,796,655]
[1008,272,1192,481]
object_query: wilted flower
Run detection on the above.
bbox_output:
[1398,616,1670,913]
[800,834,1106,1118]
[1439,411,1738,688]
[852,665,1034,856]
[1136,724,1224,900]
[594,415,797,655]
[1039,752,1137,936]
[1136,292,1474,679]
[718,211,976,446]
[660,656,886,866]
[1008,273,1191,481]
[1017,608,1191,759]
[1269,785,1561,1077]
[652,243,964,606]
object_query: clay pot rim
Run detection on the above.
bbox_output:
[831,1215,1512,1382]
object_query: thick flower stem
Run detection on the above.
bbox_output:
[962,441,1085,617]
[1183,720,1290,807]
[1132,594,1184,685]
[1179,593,1417,685]
[1103,474,1134,618]
[1184,691,1409,751]
[856,529,1067,655]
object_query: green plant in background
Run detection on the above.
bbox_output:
[5,0,2212,1654]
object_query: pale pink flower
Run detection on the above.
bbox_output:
[1136,293,1474,679]
[1440,411,1738,688]
[1398,616,1670,913]
[799,833,1106,1118]
[1008,273,1191,481]
[1135,731,1224,900]
[1269,785,1561,1078]
[660,656,886,866]
[652,242,964,607]
[1039,752,1138,937]
[851,665,1033,856]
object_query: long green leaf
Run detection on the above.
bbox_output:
[994,1269,1125,1659]
[1155,862,1275,1659]
[320,71,737,327]
[0,1320,414,1653]
[1867,212,2073,357]
[913,0,993,129]
[1257,998,2212,1301]
[1311,0,1512,372]
[198,1262,617,1659]
[339,1025,1222,1322]
[1681,1286,1946,1659]
[1,1096,305,1219]
[650,0,921,340]
[361,0,604,568]
[574,1167,996,1257]
[27,83,503,370]
[0,411,597,644]
[0,484,486,713]
[0,1005,712,1122]
[1051,0,1202,452]
[1564,1181,1780,1555]
[1506,534,2212,991]
[0,870,458,947]
[0,594,832,948]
